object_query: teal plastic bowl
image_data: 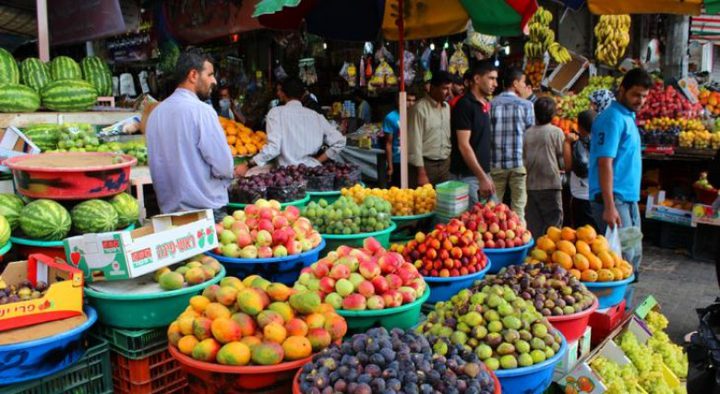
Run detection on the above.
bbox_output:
[321,222,397,256]
[390,212,435,242]
[84,265,225,329]
[336,286,430,334]
[422,259,492,303]
[495,331,567,394]
[0,241,11,256]
[582,274,635,309]
[227,194,310,211]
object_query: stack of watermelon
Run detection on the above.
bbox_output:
[0,192,140,242]
[0,47,113,113]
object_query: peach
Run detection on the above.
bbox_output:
[367,295,385,310]
[363,237,383,255]
[371,276,389,294]
[359,261,381,279]
[382,290,403,308]
[357,280,375,298]
[319,277,336,293]
[329,264,350,280]
[342,294,367,311]
[386,274,403,290]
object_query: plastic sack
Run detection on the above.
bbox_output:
[267,180,306,202]
[448,43,469,76]
[619,226,643,268]
[605,226,622,256]
[687,298,720,394]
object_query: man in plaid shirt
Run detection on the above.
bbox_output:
[490,68,535,222]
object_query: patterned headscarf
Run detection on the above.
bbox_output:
[589,89,615,113]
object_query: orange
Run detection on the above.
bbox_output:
[597,269,615,282]
[569,268,582,280]
[573,254,590,271]
[560,227,577,242]
[587,254,602,271]
[536,236,556,252]
[597,251,615,269]
[556,240,577,257]
[551,250,573,270]
[581,270,598,282]
[547,226,562,243]
[576,225,597,243]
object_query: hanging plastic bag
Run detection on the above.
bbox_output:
[400,50,416,85]
[339,62,356,87]
[619,226,643,269]
[605,226,622,256]
[420,47,432,70]
[359,58,366,87]
[274,64,288,81]
[448,43,469,76]
[440,48,448,71]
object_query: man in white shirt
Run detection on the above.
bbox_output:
[243,78,346,169]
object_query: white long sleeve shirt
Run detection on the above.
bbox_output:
[254,100,346,167]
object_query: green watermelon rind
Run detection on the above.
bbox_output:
[19,199,71,241]
[71,199,119,234]
[0,48,19,85]
[81,56,112,97]
[0,193,24,231]
[20,58,51,92]
[0,84,41,113]
[49,56,82,81]
[0,215,10,246]
[41,80,97,112]
[108,193,139,228]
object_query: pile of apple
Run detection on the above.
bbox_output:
[638,82,703,121]
[215,199,323,259]
[391,219,488,277]
[458,201,533,249]
[293,238,427,311]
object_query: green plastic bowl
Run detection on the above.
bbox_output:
[227,194,310,210]
[84,265,225,329]
[390,212,435,242]
[307,190,341,205]
[336,286,430,334]
[321,222,397,256]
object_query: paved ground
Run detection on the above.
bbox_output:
[634,243,718,344]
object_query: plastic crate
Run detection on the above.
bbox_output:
[0,336,112,394]
[92,324,168,359]
[111,349,187,394]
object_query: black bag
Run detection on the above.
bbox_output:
[687,298,720,394]
[572,137,590,179]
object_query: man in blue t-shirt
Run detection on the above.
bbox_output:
[383,89,418,186]
[589,68,651,276]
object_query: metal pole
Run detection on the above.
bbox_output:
[398,0,409,189]
[36,0,49,61]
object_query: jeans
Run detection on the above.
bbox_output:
[591,198,642,275]
[490,167,527,223]
[459,176,481,207]
[526,190,563,239]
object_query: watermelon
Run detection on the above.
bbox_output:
[0,215,10,246]
[42,80,97,112]
[0,84,40,113]
[71,199,119,234]
[19,199,71,241]
[49,56,81,81]
[20,58,51,92]
[0,193,24,230]
[22,124,61,151]
[0,48,19,85]
[109,193,139,228]
[81,56,112,96]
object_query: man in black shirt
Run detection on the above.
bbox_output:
[451,61,499,205]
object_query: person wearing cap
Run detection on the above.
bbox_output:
[407,71,453,187]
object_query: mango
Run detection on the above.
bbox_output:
[202,284,220,302]
[167,321,183,347]
[266,283,293,302]
[282,336,312,360]
[153,267,171,282]
[289,292,321,314]
[263,322,287,344]
[220,277,244,290]
[200,265,217,281]
[159,271,184,291]
[193,317,213,340]
[240,335,262,350]
[189,295,211,313]
[211,317,242,344]
[231,312,258,337]
[242,275,261,288]
[323,314,348,341]
[257,310,284,329]
[215,286,238,307]
[177,316,195,336]
[184,267,206,285]
[236,289,265,316]
[216,341,251,366]
[307,327,332,352]
[201,256,223,274]
[204,303,231,320]
[285,318,309,337]
[192,338,221,362]
[178,335,199,355]
[304,313,326,329]
[267,302,294,323]
[250,341,284,365]
[250,276,271,291]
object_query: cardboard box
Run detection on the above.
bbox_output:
[0,254,84,332]
[690,203,720,227]
[64,209,218,282]
[0,126,41,172]
[554,326,593,381]
[542,51,590,94]
[645,191,693,227]
[589,300,627,346]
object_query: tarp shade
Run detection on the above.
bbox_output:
[705,0,720,14]
[587,0,702,15]
[381,0,469,40]
[164,0,262,44]
[461,0,538,37]
[307,0,385,41]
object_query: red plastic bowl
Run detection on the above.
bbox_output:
[546,297,599,343]
[292,365,502,394]
[168,345,313,391]
[4,152,136,200]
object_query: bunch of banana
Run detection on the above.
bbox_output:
[594,15,631,67]
[530,7,553,25]
[548,43,572,64]
[525,7,567,62]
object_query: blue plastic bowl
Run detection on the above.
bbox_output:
[0,306,97,385]
[582,274,635,309]
[206,239,326,285]
[494,331,567,394]
[483,238,535,274]
[422,259,492,303]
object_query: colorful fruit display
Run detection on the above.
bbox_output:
[392,219,488,277]
[294,238,427,311]
[342,184,436,216]
[527,225,634,283]
[0,278,48,305]
[0,47,19,84]
[458,201,532,249]
[167,274,347,365]
[554,76,615,122]
[218,116,266,157]
[41,79,98,112]
[594,15,631,67]
[302,196,392,235]
[80,56,113,97]
[638,82,704,121]
[0,84,41,113]
[215,199,322,259]
[49,56,82,81]
[20,57,51,92]
[298,327,498,393]
[152,255,223,291]
[483,264,595,317]
[418,284,564,371]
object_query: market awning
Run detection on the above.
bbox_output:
[587,0,702,15]
[691,13,720,42]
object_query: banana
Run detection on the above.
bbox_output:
[593,13,630,66]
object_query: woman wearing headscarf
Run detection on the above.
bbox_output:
[589,89,615,114]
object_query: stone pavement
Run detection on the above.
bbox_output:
[634,243,719,344]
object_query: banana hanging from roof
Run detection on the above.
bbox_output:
[524,7,571,64]
[594,14,631,67]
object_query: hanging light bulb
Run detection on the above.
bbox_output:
[323,42,328,50]
[430,43,436,51]
[504,46,510,55]
[444,41,449,49]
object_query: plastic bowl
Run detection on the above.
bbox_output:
[547,298,599,343]
[422,260,492,303]
[227,194,310,210]
[5,152,136,200]
[336,286,430,334]
[321,222,397,256]
[169,344,313,391]
[83,265,225,329]
[0,306,97,385]
[494,331,567,394]
[307,190,341,205]
[205,240,325,285]
[582,275,635,309]
[390,212,435,242]
[292,363,502,394]
[0,241,11,256]
[11,224,136,261]
[483,238,535,274]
